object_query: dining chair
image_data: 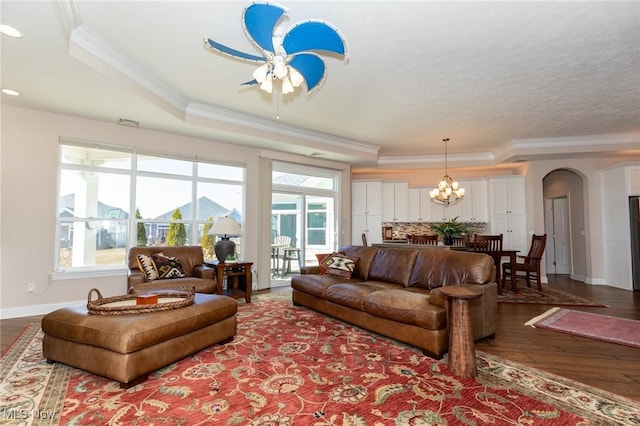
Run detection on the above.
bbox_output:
[472,234,503,284]
[502,234,547,291]
[452,235,470,247]
[407,234,438,245]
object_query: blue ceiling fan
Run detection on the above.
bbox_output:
[205,2,349,95]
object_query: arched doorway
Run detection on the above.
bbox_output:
[542,169,587,281]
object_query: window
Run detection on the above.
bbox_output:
[56,141,244,272]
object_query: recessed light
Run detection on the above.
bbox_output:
[0,24,22,38]
[1,88,21,96]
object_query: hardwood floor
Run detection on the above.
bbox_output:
[476,275,640,402]
[2,275,638,402]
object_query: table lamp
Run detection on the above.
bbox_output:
[208,216,242,262]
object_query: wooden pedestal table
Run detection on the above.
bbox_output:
[440,284,484,377]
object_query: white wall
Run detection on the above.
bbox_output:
[600,164,640,289]
[527,158,639,289]
[0,106,350,317]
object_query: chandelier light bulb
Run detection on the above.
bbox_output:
[430,138,465,206]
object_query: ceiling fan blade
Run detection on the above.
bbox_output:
[283,20,348,58]
[242,2,287,54]
[205,38,265,63]
[289,54,327,94]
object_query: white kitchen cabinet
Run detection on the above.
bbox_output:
[352,214,382,245]
[491,213,527,253]
[489,176,525,215]
[382,182,409,222]
[457,180,488,222]
[352,181,382,216]
[408,188,432,222]
[489,176,527,252]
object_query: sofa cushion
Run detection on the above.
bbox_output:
[291,274,360,298]
[152,254,186,279]
[340,246,379,280]
[136,254,159,281]
[366,248,419,287]
[324,282,399,311]
[363,289,446,330]
[321,253,359,278]
[409,250,494,289]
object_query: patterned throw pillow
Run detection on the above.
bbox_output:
[315,253,331,274]
[152,254,186,279]
[136,254,159,281]
[320,253,359,278]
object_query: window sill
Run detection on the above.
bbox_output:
[50,267,128,281]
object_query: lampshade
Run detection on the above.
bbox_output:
[208,216,242,237]
[208,216,242,263]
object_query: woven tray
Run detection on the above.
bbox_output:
[87,287,195,315]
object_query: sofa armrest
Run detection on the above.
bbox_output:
[193,265,214,279]
[300,265,320,275]
[127,269,146,289]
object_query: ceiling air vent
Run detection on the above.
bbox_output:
[117,118,140,128]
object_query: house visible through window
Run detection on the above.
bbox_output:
[56,141,245,271]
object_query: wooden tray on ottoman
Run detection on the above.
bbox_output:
[86,288,194,315]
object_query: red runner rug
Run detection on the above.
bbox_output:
[526,307,640,348]
[2,295,639,425]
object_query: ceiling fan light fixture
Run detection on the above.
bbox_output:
[282,77,294,94]
[289,67,304,87]
[260,77,273,94]
[253,63,271,83]
[273,58,288,79]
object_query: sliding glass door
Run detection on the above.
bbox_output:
[271,162,339,286]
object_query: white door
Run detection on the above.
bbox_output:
[553,197,572,274]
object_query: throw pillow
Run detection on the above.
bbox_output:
[321,253,359,278]
[315,253,332,274]
[152,254,186,279]
[136,253,159,281]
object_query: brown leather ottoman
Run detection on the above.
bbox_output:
[41,293,237,388]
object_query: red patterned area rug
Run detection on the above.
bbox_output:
[2,294,638,425]
[526,307,640,349]
[498,283,607,307]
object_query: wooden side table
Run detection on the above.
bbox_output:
[207,261,253,303]
[440,284,484,378]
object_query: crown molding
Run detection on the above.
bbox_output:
[377,152,495,169]
[60,1,379,162]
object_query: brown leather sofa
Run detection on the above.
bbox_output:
[127,246,216,294]
[291,245,497,359]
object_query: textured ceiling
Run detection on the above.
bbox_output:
[1,0,639,169]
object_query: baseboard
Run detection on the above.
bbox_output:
[0,299,85,319]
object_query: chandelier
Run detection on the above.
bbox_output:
[430,138,465,205]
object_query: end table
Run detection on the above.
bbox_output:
[206,261,253,303]
[440,284,484,378]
